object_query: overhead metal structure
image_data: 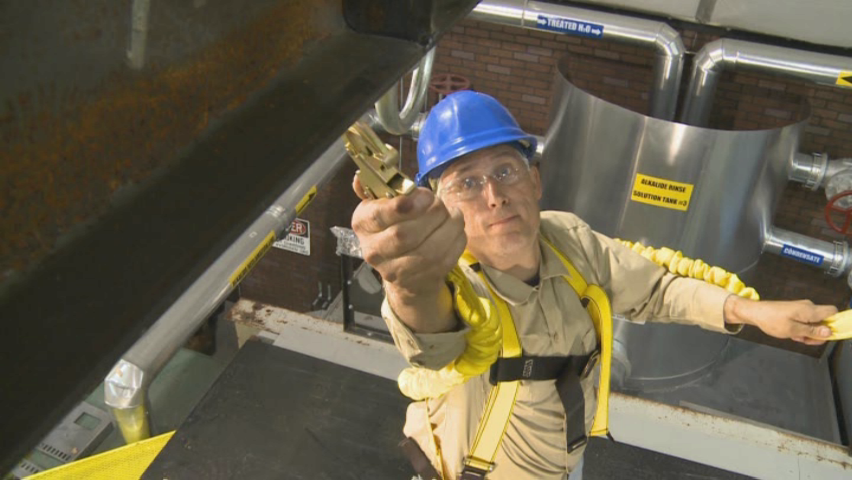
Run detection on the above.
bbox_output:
[0,0,479,473]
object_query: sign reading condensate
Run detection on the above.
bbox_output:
[536,14,603,38]
[631,174,694,212]
[273,218,310,256]
[780,244,824,266]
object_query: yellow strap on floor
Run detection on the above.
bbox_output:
[25,431,174,480]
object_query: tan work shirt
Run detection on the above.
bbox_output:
[382,211,736,479]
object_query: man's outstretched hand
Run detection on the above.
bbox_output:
[724,296,838,345]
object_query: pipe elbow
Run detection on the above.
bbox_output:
[653,23,684,59]
[693,39,730,75]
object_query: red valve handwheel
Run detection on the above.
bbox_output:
[825,190,852,234]
[429,73,471,95]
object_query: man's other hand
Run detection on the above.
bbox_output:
[724,296,838,345]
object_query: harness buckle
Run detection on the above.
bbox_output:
[567,435,589,453]
[461,456,495,479]
[580,350,601,379]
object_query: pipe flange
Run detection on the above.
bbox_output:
[829,240,849,277]
[806,152,828,191]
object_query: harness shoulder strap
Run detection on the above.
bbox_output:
[460,254,522,478]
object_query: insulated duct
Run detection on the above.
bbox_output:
[682,38,852,127]
[471,0,684,120]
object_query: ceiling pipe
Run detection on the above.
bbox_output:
[470,0,684,121]
[681,38,852,127]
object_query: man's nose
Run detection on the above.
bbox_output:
[483,178,509,207]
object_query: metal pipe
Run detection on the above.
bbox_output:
[471,0,684,120]
[764,227,851,278]
[375,48,436,135]
[104,117,358,442]
[682,38,852,126]
[789,152,829,190]
[789,152,852,191]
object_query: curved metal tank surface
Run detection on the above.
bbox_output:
[541,59,806,390]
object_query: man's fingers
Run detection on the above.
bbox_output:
[793,321,832,339]
[352,173,370,200]
[792,336,827,346]
[813,304,839,321]
[372,199,451,257]
[353,188,435,234]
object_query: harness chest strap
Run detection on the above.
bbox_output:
[459,238,614,478]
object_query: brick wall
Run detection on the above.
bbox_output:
[239,161,360,312]
[240,16,852,322]
[430,18,852,311]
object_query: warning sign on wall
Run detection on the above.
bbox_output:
[631,174,694,212]
[273,218,310,256]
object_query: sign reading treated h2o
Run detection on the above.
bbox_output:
[536,14,603,38]
[780,244,824,266]
[631,173,694,212]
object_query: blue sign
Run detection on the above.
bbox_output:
[780,244,824,266]
[536,14,604,38]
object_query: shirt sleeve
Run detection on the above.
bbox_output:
[381,298,469,370]
[574,222,740,334]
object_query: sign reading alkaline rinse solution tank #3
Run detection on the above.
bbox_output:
[631,174,694,212]
[536,14,603,38]
[273,218,310,256]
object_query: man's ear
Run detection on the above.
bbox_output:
[530,164,543,200]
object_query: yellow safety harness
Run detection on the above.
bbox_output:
[397,236,762,479]
[458,237,612,478]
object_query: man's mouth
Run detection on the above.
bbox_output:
[489,215,519,228]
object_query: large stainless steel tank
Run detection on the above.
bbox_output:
[541,59,807,390]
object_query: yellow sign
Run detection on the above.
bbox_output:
[228,230,276,287]
[631,174,694,212]
[295,185,318,214]
[837,71,852,87]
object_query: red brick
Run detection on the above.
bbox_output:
[530,30,556,40]
[489,48,513,59]
[758,79,786,92]
[500,58,525,68]
[513,52,539,63]
[515,36,542,46]
[466,27,489,38]
[490,32,515,42]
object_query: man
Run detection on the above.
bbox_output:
[351,91,837,479]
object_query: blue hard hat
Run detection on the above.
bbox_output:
[415,91,537,187]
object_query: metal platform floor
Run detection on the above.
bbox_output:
[142,337,752,479]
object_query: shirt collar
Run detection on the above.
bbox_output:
[479,237,572,305]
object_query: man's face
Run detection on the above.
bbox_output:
[437,144,542,262]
